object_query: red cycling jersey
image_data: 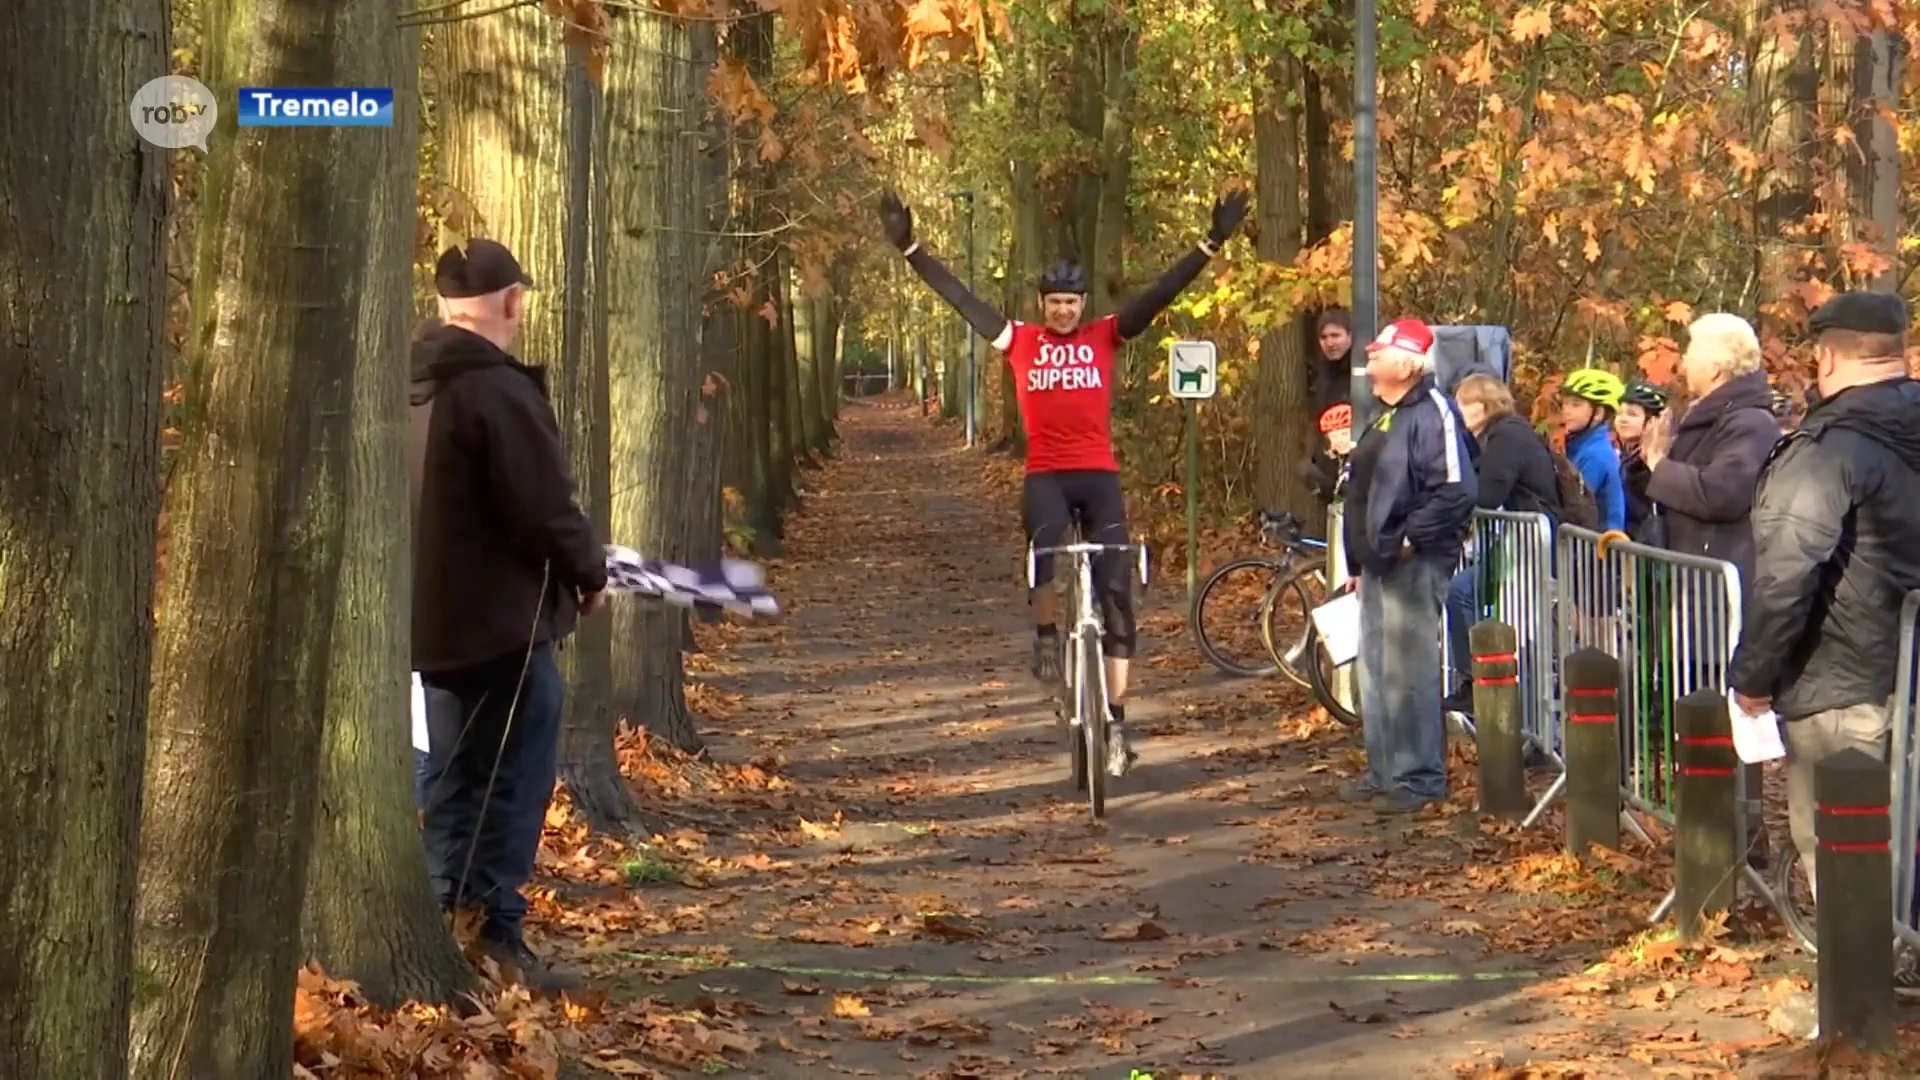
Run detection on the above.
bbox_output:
[997,315,1122,474]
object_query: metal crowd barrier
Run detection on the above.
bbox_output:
[1554,524,1763,921]
[1452,510,1560,825]
[1889,590,1920,938]
[1555,526,1744,826]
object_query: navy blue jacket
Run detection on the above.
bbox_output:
[1342,377,1479,575]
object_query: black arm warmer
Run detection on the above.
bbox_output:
[1114,246,1211,341]
[905,248,1009,342]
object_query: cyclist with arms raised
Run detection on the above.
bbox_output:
[877,188,1250,775]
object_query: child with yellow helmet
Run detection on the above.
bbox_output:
[1557,369,1628,531]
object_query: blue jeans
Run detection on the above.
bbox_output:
[418,642,565,941]
[1358,556,1450,800]
[1445,561,1477,695]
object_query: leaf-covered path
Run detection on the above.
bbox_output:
[581,397,1816,1079]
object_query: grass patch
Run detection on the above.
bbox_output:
[622,847,680,886]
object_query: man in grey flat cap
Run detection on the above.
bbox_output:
[1728,291,1920,914]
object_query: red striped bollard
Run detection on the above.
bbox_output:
[1469,621,1527,819]
[1563,647,1622,857]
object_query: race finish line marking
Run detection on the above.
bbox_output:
[614,951,1539,986]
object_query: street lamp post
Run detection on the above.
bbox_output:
[946,189,978,447]
[1350,0,1380,431]
[1329,0,1381,720]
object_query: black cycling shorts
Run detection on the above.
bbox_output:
[1022,469,1137,657]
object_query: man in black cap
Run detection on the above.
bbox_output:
[1729,290,1920,920]
[409,238,606,992]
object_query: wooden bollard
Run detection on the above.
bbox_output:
[1469,620,1528,819]
[1562,647,1622,856]
[1673,690,1739,941]
[1815,748,1896,1049]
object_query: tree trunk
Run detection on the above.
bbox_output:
[1748,0,1817,326]
[131,0,391,1072]
[0,1,167,1073]
[1090,24,1138,317]
[552,45,634,833]
[771,251,802,502]
[793,279,826,443]
[434,3,634,829]
[686,21,731,575]
[300,16,475,1005]
[1251,52,1316,522]
[1846,24,1902,293]
[607,10,704,752]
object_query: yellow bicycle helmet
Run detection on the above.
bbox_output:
[1561,369,1626,410]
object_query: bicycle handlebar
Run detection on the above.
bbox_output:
[1026,541,1150,590]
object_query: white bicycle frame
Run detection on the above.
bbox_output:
[1027,540,1150,728]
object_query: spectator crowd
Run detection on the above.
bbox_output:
[1320,293,1920,995]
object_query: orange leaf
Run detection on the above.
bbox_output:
[1510,4,1552,42]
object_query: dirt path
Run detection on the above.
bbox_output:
[573,397,1833,1079]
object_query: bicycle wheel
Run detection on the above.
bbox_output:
[1259,565,1330,688]
[1772,840,1817,954]
[1079,632,1108,818]
[1303,582,1360,728]
[1190,556,1288,678]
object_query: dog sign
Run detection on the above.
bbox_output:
[1167,340,1217,400]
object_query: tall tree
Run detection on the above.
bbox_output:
[1747,0,1817,326]
[1250,48,1316,521]
[299,16,476,1006]
[0,1,168,1074]
[607,10,707,751]
[131,0,398,1071]
[551,43,628,832]
[434,5,635,828]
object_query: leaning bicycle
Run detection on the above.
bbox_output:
[1189,509,1330,682]
[1030,531,1149,819]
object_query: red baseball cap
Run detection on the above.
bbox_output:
[1364,317,1434,356]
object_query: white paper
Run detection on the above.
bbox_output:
[410,672,430,754]
[1310,591,1361,668]
[1727,688,1785,764]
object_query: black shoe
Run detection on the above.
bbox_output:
[477,930,583,995]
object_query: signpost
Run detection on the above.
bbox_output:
[1168,340,1218,599]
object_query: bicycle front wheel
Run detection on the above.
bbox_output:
[1190,556,1287,678]
[1303,583,1360,728]
[1079,633,1108,818]
[1772,841,1817,955]
[1260,565,1329,688]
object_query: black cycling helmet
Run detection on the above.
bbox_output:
[1037,261,1088,296]
[1622,379,1670,415]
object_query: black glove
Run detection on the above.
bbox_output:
[878,191,915,252]
[1208,189,1251,247]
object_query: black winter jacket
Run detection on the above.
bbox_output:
[1727,377,1920,721]
[1643,371,1780,590]
[1342,376,1478,575]
[1471,413,1561,516]
[409,324,607,673]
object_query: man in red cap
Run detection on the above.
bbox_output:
[1337,317,1478,813]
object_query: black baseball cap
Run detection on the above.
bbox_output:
[434,238,534,299]
[1808,291,1908,336]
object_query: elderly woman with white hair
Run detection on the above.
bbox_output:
[1642,312,1782,582]
[1640,310,1782,868]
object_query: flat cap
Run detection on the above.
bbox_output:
[1808,292,1909,337]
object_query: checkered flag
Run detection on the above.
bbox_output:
[603,545,781,619]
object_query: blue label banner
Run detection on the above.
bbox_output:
[237,87,394,127]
